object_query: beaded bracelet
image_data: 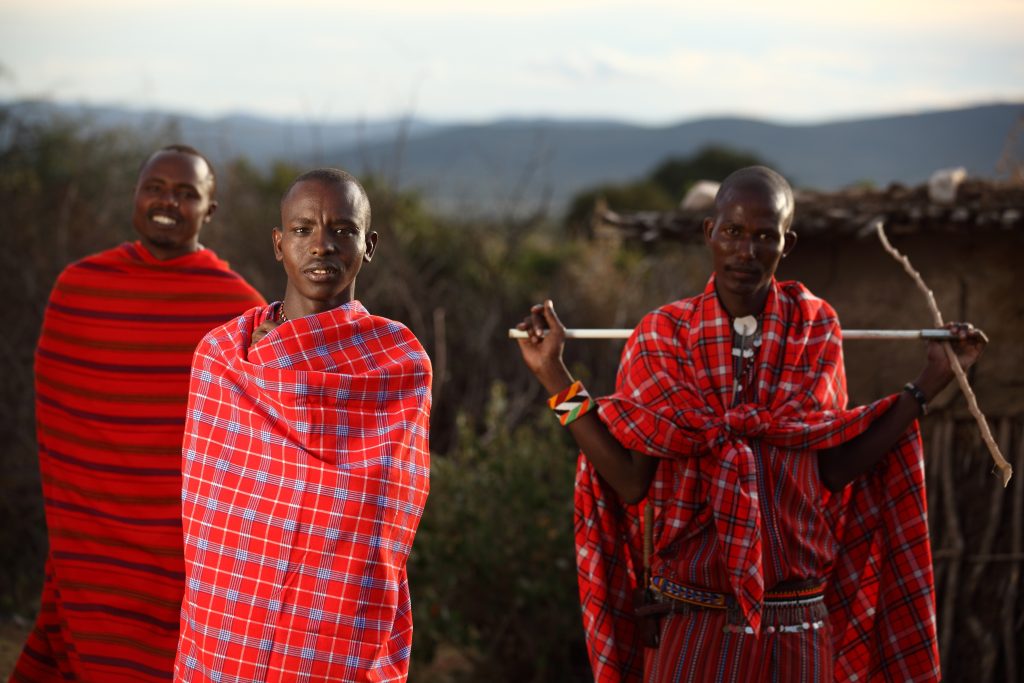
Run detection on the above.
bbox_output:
[903,382,929,416]
[548,380,597,427]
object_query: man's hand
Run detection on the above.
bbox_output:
[515,300,574,395]
[249,319,281,348]
[514,299,657,502]
[820,321,989,491]
[915,322,988,400]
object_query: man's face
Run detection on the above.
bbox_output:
[703,184,795,303]
[273,179,376,310]
[131,151,216,260]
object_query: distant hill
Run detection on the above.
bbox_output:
[5,100,1021,215]
[331,104,1023,214]
[3,100,442,169]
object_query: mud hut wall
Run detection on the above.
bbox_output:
[777,230,1024,414]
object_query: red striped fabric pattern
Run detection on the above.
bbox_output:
[12,242,265,683]
[176,302,431,683]
[645,609,833,683]
[575,275,939,682]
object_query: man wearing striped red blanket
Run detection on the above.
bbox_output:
[176,168,431,683]
[13,145,266,682]
[516,166,987,682]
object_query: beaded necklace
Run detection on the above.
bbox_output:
[730,315,762,406]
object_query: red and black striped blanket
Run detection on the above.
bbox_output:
[14,242,264,682]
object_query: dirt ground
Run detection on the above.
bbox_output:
[0,616,32,678]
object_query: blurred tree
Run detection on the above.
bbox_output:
[564,181,676,237]
[202,158,302,299]
[648,145,766,198]
[564,144,770,236]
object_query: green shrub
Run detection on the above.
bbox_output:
[409,382,590,683]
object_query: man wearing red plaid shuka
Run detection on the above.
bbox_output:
[516,166,986,683]
[176,169,431,683]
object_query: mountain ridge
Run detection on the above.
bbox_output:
[6,99,1021,213]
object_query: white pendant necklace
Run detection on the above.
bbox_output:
[731,315,761,404]
[733,315,758,337]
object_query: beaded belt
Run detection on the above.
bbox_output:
[649,576,825,611]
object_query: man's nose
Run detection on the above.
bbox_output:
[159,188,179,206]
[310,227,338,254]
[735,235,755,259]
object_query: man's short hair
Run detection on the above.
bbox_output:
[281,168,372,229]
[716,166,795,229]
[142,144,217,195]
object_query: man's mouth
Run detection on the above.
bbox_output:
[727,266,759,277]
[303,263,340,281]
[149,212,179,226]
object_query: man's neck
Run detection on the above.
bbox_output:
[716,286,769,319]
[139,240,203,261]
[281,289,356,320]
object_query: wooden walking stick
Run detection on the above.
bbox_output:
[633,502,660,649]
[873,219,1012,487]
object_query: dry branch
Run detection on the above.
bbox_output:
[873,220,1013,486]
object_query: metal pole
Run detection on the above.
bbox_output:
[508,328,959,341]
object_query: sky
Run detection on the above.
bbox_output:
[1,0,1022,125]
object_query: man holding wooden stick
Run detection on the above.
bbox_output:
[515,166,986,682]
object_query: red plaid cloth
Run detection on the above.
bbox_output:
[176,302,431,683]
[13,242,264,683]
[576,275,939,682]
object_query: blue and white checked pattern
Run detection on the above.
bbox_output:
[177,301,431,683]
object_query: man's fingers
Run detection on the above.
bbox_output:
[529,304,548,335]
[542,299,565,333]
[945,321,989,348]
[519,301,566,343]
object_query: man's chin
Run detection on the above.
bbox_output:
[135,231,200,259]
[722,278,764,296]
[135,228,179,248]
[144,236,177,249]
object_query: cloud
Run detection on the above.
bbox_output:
[1,0,1021,123]
[528,50,663,83]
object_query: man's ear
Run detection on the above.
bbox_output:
[702,217,715,243]
[782,230,798,257]
[363,231,379,263]
[205,200,219,223]
[272,227,284,262]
